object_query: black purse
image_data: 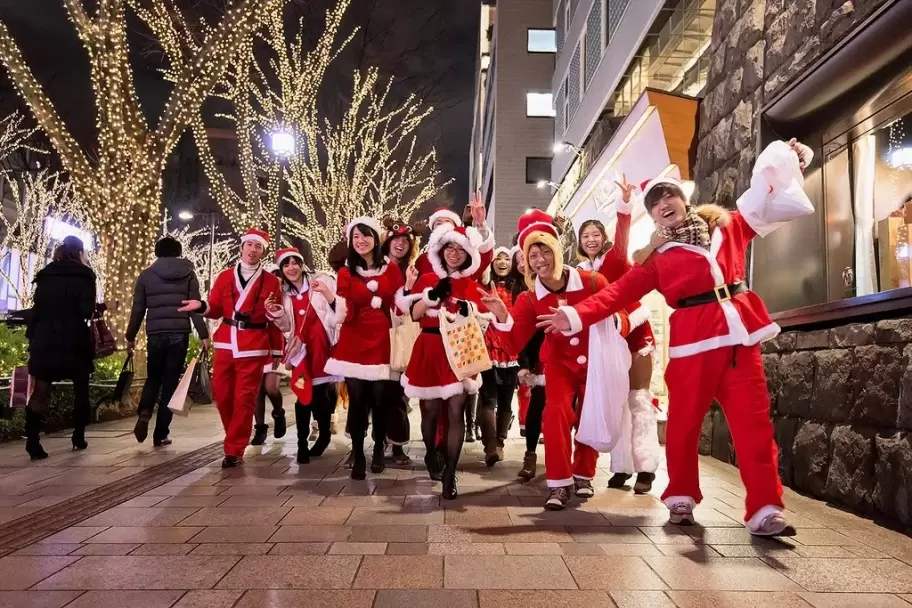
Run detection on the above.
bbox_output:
[112,355,134,402]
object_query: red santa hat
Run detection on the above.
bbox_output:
[275,247,304,267]
[517,209,562,288]
[639,176,685,209]
[428,207,463,228]
[427,223,484,279]
[345,216,382,242]
[240,227,270,249]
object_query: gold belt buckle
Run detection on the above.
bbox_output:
[714,284,732,303]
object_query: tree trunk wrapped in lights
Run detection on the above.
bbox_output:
[0,0,281,339]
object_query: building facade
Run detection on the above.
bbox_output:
[693,0,912,525]
[469,0,556,246]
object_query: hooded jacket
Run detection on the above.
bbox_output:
[125,257,209,341]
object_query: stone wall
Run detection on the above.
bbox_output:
[699,321,912,525]
[692,0,893,207]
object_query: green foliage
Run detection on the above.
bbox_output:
[93,351,128,382]
[0,384,111,442]
[0,324,28,377]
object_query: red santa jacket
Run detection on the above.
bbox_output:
[325,259,404,381]
[566,208,777,359]
[484,279,518,367]
[204,265,284,360]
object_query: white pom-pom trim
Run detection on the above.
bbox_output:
[370,296,382,309]
[366,280,379,292]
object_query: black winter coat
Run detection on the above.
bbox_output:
[125,257,209,341]
[26,260,98,381]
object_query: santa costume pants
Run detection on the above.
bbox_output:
[662,344,783,524]
[542,364,598,487]
[212,351,267,458]
[609,389,661,475]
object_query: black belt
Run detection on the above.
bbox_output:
[422,327,441,335]
[677,281,747,308]
[222,318,268,330]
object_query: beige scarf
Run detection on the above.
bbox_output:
[658,206,711,250]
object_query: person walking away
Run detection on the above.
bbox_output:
[399,223,512,499]
[178,228,288,468]
[575,178,660,494]
[126,236,210,447]
[272,247,341,463]
[478,247,521,466]
[380,217,423,465]
[537,139,814,535]
[24,236,111,459]
[324,217,404,480]
[251,263,288,446]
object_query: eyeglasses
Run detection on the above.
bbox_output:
[444,244,464,253]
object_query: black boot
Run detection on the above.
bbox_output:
[370,444,385,474]
[442,467,459,500]
[71,426,88,451]
[295,403,311,464]
[309,402,331,457]
[495,406,512,462]
[251,424,268,446]
[608,473,632,489]
[133,411,151,443]
[479,408,499,467]
[464,394,477,442]
[24,409,48,460]
[351,450,367,480]
[272,409,287,439]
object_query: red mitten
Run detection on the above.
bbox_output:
[612,311,632,338]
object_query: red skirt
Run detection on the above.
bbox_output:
[402,332,480,400]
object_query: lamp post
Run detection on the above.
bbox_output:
[268,128,296,247]
[179,211,218,293]
[553,141,583,157]
[536,180,560,191]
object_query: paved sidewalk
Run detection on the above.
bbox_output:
[0,399,911,608]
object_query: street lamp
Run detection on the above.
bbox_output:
[268,127,295,248]
[179,210,218,293]
[537,180,560,190]
[553,141,583,156]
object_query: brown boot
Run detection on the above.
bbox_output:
[517,452,537,481]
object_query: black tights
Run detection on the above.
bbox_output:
[420,393,467,477]
[525,386,546,454]
[345,378,386,462]
[26,375,91,433]
[254,373,284,426]
[295,383,337,452]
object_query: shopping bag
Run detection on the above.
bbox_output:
[167,357,197,417]
[439,304,492,381]
[10,365,32,409]
[389,312,420,373]
[575,317,631,452]
[112,355,134,403]
[91,314,117,359]
[738,140,815,238]
[188,351,213,405]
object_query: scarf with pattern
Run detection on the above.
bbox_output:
[658,206,711,249]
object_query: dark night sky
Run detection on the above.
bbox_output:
[0,0,479,213]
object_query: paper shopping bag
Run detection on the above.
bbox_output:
[168,357,198,417]
[390,313,421,373]
[439,305,492,381]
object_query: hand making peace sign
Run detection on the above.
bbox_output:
[615,173,636,204]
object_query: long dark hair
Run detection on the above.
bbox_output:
[346,224,383,272]
[53,236,85,264]
[576,219,611,260]
[508,251,527,304]
[438,244,474,276]
[278,256,305,294]
[381,234,416,274]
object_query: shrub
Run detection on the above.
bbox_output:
[0,325,28,377]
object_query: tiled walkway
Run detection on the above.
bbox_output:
[1,399,911,608]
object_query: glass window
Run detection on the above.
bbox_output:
[528,29,557,53]
[526,92,556,117]
[525,157,552,184]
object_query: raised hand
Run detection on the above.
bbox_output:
[478,287,507,322]
[614,173,636,203]
[178,299,203,313]
[787,138,813,169]
[311,279,329,298]
[470,191,486,226]
[536,307,571,334]
[405,266,420,290]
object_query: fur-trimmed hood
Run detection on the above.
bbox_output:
[427,224,484,279]
[694,204,731,233]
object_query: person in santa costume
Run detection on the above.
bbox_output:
[398,221,512,499]
[575,180,660,494]
[251,263,288,446]
[538,139,814,535]
[178,228,288,468]
[477,246,521,466]
[380,216,423,465]
[272,247,341,464]
[325,217,405,480]
[482,210,643,510]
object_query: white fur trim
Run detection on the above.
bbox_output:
[356,259,390,278]
[641,176,682,199]
[663,495,696,510]
[346,216,381,241]
[324,358,391,381]
[546,477,574,488]
[493,246,511,258]
[401,374,468,400]
[395,288,422,312]
[628,389,660,474]
[366,280,379,292]
[492,315,514,331]
[536,267,583,300]
[427,224,482,279]
[561,305,584,336]
[421,287,440,307]
[240,233,268,248]
[462,376,482,394]
[616,198,633,215]
[746,504,784,531]
[370,296,382,309]
[627,305,652,330]
[328,296,347,326]
[429,208,462,228]
[276,251,303,266]
[476,225,495,254]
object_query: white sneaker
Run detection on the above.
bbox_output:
[749,513,796,537]
[544,486,572,511]
[669,502,695,526]
[573,477,595,498]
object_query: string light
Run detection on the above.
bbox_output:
[0,0,282,339]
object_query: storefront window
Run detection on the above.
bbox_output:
[851,112,912,295]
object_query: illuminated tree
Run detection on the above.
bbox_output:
[0,0,281,336]
[160,211,237,298]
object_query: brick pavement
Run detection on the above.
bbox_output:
[0,398,911,607]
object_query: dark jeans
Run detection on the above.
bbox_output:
[137,333,190,441]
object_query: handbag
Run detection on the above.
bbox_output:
[10,365,32,409]
[112,355,134,403]
[188,350,213,405]
[91,313,117,359]
[439,303,492,381]
[389,312,420,373]
[167,357,197,417]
